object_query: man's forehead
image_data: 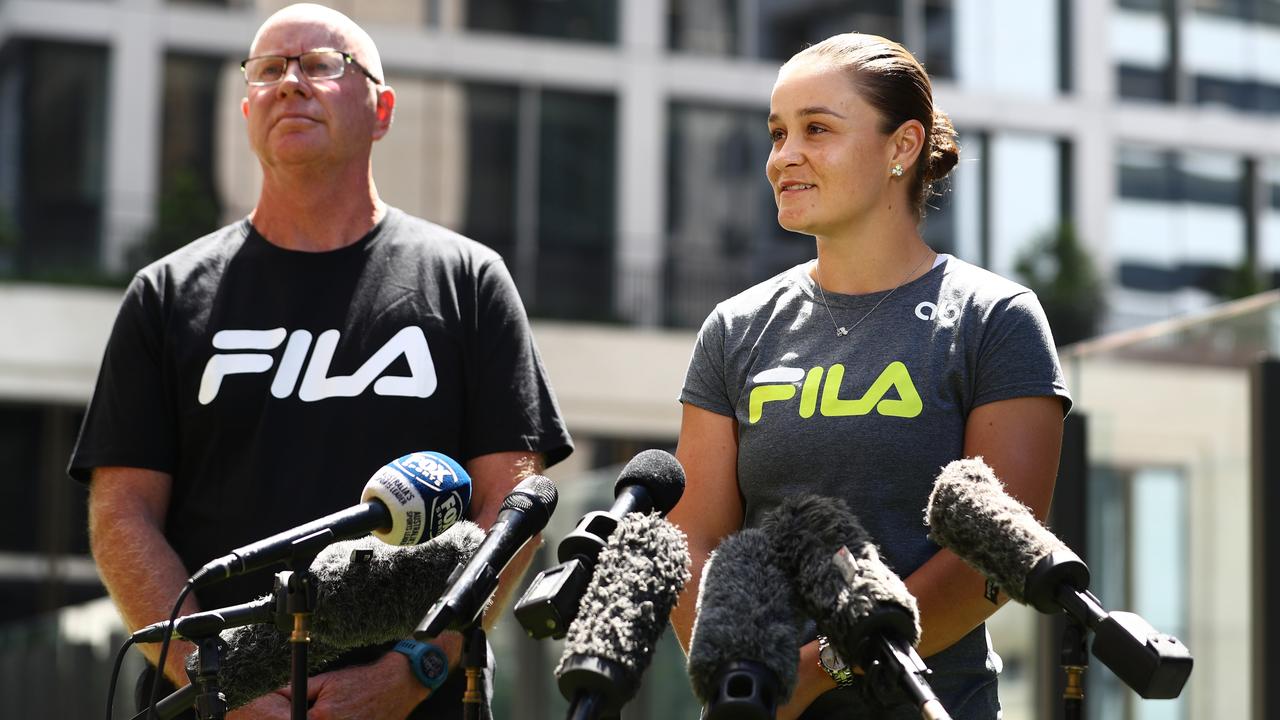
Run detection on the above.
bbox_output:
[251,20,347,56]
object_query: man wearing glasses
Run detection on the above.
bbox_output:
[71,4,572,719]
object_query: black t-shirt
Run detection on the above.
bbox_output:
[70,207,573,610]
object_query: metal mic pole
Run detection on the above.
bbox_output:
[1062,618,1088,720]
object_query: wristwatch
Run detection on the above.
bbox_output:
[393,639,449,692]
[817,635,855,688]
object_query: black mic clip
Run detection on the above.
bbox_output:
[515,511,617,639]
[702,660,781,720]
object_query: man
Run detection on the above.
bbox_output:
[69,4,572,718]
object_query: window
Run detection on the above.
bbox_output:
[464,0,618,43]
[667,0,958,80]
[665,102,810,328]
[0,41,108,281]
[1114,147,1246,302]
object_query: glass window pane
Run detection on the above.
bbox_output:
[461,83,520,265]
[1263,158,1280,288]
[465,0,618,43]
[3,41,108,281]
[953,0,1060,96]
[133,53,227,271]
[667,0,739,56]
[1186,8,1280,113]
[1113,2,1174,102]
[535,90,617,321]
[757,0,901,61]
[991,132,1062,280]
[665,102,810,328]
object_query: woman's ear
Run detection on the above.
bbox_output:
[890,119,927,173]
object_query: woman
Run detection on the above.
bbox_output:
[668,33,1072,719]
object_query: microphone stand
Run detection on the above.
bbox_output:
[277,531,329,720]
[1061,618,1088,720]
[462,623,490,720]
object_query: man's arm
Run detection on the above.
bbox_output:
[303,449,545,720]
[88,466,199,686]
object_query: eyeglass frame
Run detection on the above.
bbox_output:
[240,48,385,87]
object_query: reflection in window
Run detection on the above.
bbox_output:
[953,0,1061,96]
[1088,465,1190,720]
[536,90,617,321]
[131,53,226,271]
[1264,159,1280,288]
[0,41,108,280]
[665,103,810,328]
[1186,5,1280,112]
[1114,147,1246,300]
[458,84,617,322]
[1113,0,1175,102]
[465,0,618,43]
[990,132,1063,279]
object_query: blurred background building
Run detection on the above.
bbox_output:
[0,0,1277,718]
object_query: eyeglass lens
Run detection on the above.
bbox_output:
[245,51,346,84]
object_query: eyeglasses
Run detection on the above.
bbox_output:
[241,49,384,87]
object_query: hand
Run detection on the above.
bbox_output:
[293,652,428,720]
[226,691,292,720]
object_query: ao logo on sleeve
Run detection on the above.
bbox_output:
[197,326,437,404]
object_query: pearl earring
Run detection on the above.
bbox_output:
[890,163,904,177]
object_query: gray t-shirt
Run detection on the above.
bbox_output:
[680,254,1071,707]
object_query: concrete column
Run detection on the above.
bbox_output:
[101,0,164,274]
[615,0,667,326]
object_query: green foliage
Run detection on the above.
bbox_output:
[1014,223,1105,347]
[1222,255,1265,301]
[129,168,221,271]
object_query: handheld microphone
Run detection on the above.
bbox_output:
[927,457,1193,699]
[516,449,685,639]
[764,496,951,720]
[415,474,558,639]
[687,527,804,720]
[192,521,485,709]
[556,512,691,720]
[190,451,471,588]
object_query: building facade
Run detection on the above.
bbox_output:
[1,0,1277,718]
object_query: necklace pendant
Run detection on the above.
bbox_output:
[836,327,849,337]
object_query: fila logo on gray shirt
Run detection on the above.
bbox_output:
[198,326,438,404]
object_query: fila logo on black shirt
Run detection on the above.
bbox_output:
[198,326,437,404]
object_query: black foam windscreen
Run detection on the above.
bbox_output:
[763,495,920,658]
[191,521,484,709]
[556,512,691,710]
[927,456,1064,604]
[615,449,686,515]
[687,527,804,705]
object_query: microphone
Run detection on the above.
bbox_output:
[131,596,277,644]
[415,474,558,639]
[196,521,485,709]
[190,450,472,588]
[927,457,1193,699]
[764,496,951,720]
[516,449,685,639]
[687,527,804,720]
[556,512,691,720]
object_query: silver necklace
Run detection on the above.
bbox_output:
[814,251,931,337]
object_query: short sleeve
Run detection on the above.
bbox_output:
[679,307,735,418]
[68,274,178,482]
[971,291,1072,416]
[463,258,573,467]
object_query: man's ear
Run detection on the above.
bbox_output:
[373,85,396,140]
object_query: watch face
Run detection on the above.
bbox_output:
[421,651,448,682]
[819,643,844,671]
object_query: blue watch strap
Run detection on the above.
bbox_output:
[393,639,449,691]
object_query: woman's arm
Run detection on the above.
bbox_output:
[667,403,745,654]
[906,395,1065,657]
